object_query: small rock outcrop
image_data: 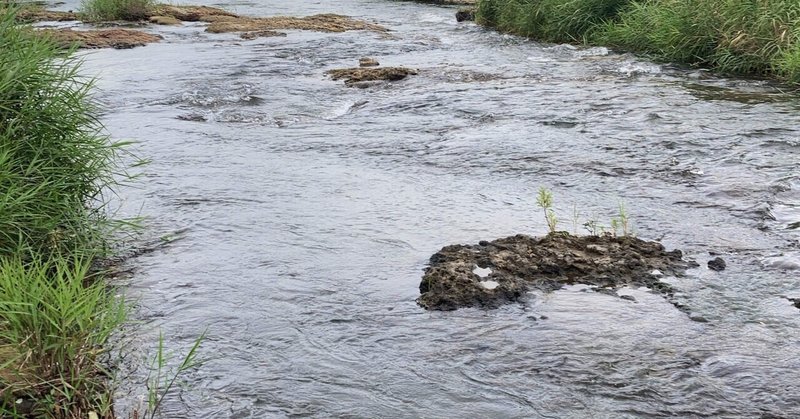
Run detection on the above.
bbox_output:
[419,233,698,311]
[38,28,162,49]
[708,257,726,271]
[359,57,380,67]
[327,66,418,86]
[456,8,475,22]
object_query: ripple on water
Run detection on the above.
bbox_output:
[81,0,800,417]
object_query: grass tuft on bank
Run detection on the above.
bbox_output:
[80,0,155,22]
[0,7,127,416]
[476,0,800,83]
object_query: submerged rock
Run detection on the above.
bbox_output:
[788,298,800,309]
[240,30,287,40]
[456,8,475,22]
[327,67,418,86]
[418,233,698,311]
[708,257,726,271]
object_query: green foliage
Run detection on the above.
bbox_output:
[0,7,130,416]
[143,331,206,419]
[476,0,634,43]
[0,8,120,258]
[0,254,126,416]
[476,0,800,83]
[536,187,558,233]
[80,0,154,21]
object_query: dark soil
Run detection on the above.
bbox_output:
[419,233,698,311]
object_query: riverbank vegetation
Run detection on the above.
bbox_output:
[476,0,800,83]
[0,7,126,416]
[80,0,155,22]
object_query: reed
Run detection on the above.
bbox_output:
[0,7,126,416]
[476,0,800,83]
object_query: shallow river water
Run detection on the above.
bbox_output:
[53,0,800,417]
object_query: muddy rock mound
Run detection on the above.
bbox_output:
[150,5,237,22]
[327,67,418,86]
[206,13,387,34]
[419,233,698,311]
[14,7,79,23]
[40,28,162,49]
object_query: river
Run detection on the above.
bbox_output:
[52,0,800,417]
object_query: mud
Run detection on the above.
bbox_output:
[40,28,162,49]
[205,14,387,35]
[327,67,418,85]
[418,233,698,311]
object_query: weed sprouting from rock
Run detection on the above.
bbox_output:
[536,187,558,234]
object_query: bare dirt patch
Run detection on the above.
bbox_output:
[419,233,698,311]
[39,28,162,49]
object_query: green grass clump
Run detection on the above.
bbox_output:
[80,0,155,21]
[476,0,633,43]
[476,0,800,83]
[0,7,128,416]
[596,0,800,78]
[0,8,120,258]
[0,254,126,417]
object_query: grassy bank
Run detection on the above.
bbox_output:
[0,6,126,417]
[476,0,800,83]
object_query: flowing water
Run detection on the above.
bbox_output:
[51,0,800,417]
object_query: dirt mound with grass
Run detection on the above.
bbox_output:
[419,233,698,311]
[327,67,418,86]
[40,28,162,49]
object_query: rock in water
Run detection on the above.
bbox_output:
[708,257,726,271]
[359,57,380,67]
[326,67,418,86]
[418,233,698,311]
[456,8,475,22]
